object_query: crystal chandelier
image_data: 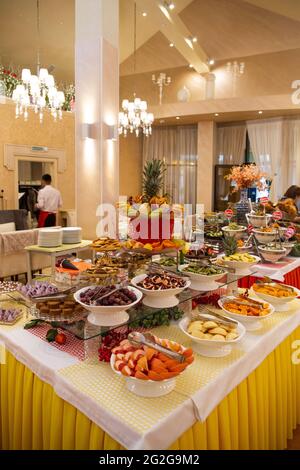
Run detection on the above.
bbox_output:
[119,2,154,137]
[12,0,65,123]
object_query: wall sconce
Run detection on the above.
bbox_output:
[104,124,118,141]
[82,123,97,140]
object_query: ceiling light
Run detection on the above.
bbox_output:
[189,64,194,68]
[142,12,147,17]
[192,37,197,43]
[160,119,165,123]
[169,42,174,47]
[209,59,215,66]
[169,2,175,10]
[258,110,263,114]
[176,116,180,120]
[214,113,219,116]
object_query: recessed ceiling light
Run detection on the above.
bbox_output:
[169,42,174,47]
[142,12,147,17]
[258,110,263,114]
[189,64,194,68]
[160,119,165,123]
[214,113,219,117]
[192,37,197,43]
[169,2,175,10]
[176,116,180,120]
[209,59,215,66]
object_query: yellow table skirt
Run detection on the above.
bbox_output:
[1,327,300,450]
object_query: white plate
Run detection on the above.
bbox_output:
[131,274,190,308]
[218,295,275,330]
[217,254,260,276]
[74,285,142,326]
[179,314,245,357]
[249,284,300,312]
[178,265,227,292]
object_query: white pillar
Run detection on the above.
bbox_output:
[204,73,216,100]
[75,0,119,239]
[197,121,216,212]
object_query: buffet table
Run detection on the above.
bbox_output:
[1,301,300,450]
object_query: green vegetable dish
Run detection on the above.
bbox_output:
[183,265,225,276]
[158,257,177,267]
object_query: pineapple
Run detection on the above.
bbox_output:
[142,159,165,202]
[223,235,237,256]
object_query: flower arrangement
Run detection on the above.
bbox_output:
[0,66,20,98]
[225,164,267,191]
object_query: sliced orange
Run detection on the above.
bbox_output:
[148,370,163,381]
[182,348,193,358]
[160,371,179,379]
[145,347,157,362]
[137,355,148,371]
[169,363,188,373]
[135,370,149,380]
[150,358,167,370]
[185,355,194,365]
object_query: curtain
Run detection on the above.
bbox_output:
[143,126,198,207]
[246,118,283,201]
[282,118,300,191]
[216,124,246,164]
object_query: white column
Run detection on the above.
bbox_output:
[197,121,216,212]
[204,73,216,100]
[75,0,119,239]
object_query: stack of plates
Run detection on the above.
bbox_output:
[38,229,63,247]
[62,227,82,244]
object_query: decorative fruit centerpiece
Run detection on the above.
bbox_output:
[127,159,175,244]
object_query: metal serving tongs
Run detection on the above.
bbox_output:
[31,286,78,302]
[128,332,185,363]
[255,277,295,293]
[224,293,264,310]
[147,263,189,280]
[195,304,238,327]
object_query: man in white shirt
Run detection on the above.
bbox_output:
[36,174,63,227]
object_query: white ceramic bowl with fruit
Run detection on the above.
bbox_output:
[258,245,286,263]
[253,229,277,244]
[131,273,190,308]
[74,285,142,327]
[222,224,247,240]
[110,337,194,397]
[217,253,260,275]
[218,295,274,331]
[178,264,227,291]
[282,241,296,256]
[179,314,245,357]
[246,213,272,228]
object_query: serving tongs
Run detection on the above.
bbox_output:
[195,304,238,327]
[222,294,264,310]
[147,263,189,281]
[128,331,185,363]
[31,286,78,302]
[255,277,295,293]
[90,282,127,305]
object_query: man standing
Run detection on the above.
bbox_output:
[36,174,63,227]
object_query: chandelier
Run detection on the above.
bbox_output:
[12,0,65,123]
[119,2,154,137]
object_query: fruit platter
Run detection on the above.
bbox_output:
[122,238,186,254]
[217,253,260,276]
[74,285,142,326]
[131,273,190,308]
[251,281,300,312]
[218,294,274,330]
[111,334,194,397]
[179,312,245,357]
[222,223,247,239]
[179,264,227,291]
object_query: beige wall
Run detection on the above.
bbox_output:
[119,134,143,198]
[0,101,75,210]
[120,48,300,106]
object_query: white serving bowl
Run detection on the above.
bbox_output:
[246,213,272,228]
[217,254,260,276]
[178,265,227,291]
[131,274,190,308]
[218,295,274,331]
[282,241,296,256]
[250,284,300,312]
[222,226,247,240]
[74,285,142,327]
[258,245,286,263]
[111,353,188,397]
[179,314,245,357]
[253,229,277,244]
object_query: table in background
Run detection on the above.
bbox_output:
[24,240,92,282]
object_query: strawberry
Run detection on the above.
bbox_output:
[55,333,67,345]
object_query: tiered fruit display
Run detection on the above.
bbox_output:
[112,337,194,380]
